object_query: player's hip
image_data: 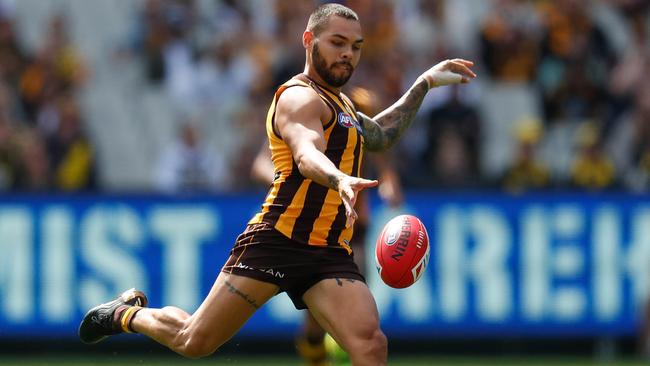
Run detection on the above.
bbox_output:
[222,223,361,284]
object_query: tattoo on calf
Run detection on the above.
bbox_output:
[224,281,260,309]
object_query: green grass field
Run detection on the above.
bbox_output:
[0,356,648,366]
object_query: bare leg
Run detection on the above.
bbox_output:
[296,310,328,365]
[303,310,326,341]
[131,272,278,359]
[641,296,650,359]
[303,278,387,366]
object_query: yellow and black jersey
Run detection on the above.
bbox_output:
[249,74,364,251]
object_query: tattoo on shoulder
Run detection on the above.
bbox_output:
[224,280,260,309]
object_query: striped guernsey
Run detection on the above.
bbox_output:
[248,74,364,252]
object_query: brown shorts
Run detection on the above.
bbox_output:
[222,223,365,309]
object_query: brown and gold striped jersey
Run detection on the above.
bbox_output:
[248,74,364,252]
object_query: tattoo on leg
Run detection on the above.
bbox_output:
[224,281,260,309]
[334,278,356,287]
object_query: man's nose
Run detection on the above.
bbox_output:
[340,47,352,60]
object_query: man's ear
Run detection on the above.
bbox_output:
[303,30,314,49]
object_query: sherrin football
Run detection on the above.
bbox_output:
[375,214,430,288]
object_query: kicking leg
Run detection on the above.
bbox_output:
[80,272,278,359]
[303,278,387,366]
[132,272,278,358]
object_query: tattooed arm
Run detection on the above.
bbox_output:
[360,79,429,152]
[360,59,477,152]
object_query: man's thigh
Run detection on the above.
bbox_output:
[302,277,381,350]
[184,272,279,347]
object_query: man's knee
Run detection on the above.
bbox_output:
[172,322,220,359]
[182,337,219,359]
[176,333,219,359]
[352,328,387,358]
[370,329,388,354]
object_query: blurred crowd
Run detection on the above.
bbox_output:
[0,0,649,194]
[0,4,95,192]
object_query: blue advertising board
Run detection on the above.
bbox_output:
[0,192,649,339]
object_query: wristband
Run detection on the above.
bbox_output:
[422,70,463,88]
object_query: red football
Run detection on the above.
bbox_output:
[375,214,430,288]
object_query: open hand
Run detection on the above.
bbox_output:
[337,176,379,228]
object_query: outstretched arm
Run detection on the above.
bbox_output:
[360,59,476,152]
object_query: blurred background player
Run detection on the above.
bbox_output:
[501,117,550,193]
[251,86,403,366]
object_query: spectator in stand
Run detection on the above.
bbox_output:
[125,0,196,88]
[128,0,170,84]
[46,95,97,191]
[19,13,86,124]
[15,126,51,191]
[607,0,650,132]
[410,84,481,189]
[479,0,541,83]
[205,0,251,44]
[271,0,314,88]
[610,76,650,191]
[43,14,87,92]
[0,109,19,190]
[154,120,229,193]
[19,48,53,122]
[501,117,550,193]
[570,121,616,190]
[630,81,650,190]
[347,0,404,105]
[5,0,650,193]
[536,0,617,123]
[0,15,26,92]
[162,0,199,113]
[192,37,256,115]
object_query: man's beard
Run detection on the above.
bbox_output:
[312,42,354,87]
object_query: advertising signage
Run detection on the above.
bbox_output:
[0,193,648,338]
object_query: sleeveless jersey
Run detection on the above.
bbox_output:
[248,74,364,252]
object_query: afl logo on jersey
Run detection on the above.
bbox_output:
[338,112,362,133]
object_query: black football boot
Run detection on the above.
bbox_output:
[78,288,148,344]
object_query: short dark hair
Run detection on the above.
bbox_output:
[306,3,359,36]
